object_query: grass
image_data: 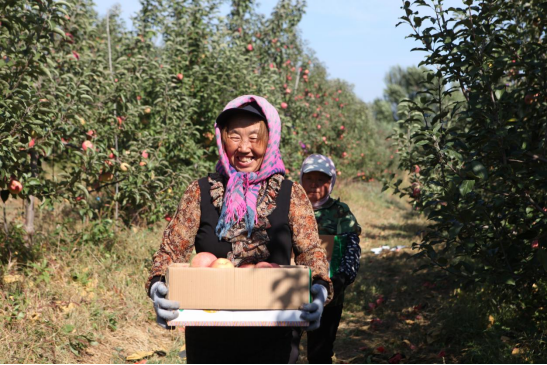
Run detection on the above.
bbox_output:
[1,180,545,363]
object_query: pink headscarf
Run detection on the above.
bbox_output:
[214,95,286,239]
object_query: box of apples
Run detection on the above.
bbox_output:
[165,252,311,327]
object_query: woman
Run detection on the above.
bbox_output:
[145,95,333,364]
[299,154,362,364]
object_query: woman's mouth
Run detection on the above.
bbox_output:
[236,155,255,166]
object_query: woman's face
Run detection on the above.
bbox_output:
[224,117,267,173]
[302,171,332,204]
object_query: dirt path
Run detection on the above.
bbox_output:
[293,182,459,364]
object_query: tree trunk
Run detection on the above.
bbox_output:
[25,150,39,241]
[24,196,35,237]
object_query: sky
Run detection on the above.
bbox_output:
[93,0,462,103]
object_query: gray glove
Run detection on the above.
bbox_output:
[300,284,327,331]
[150,282,180,329]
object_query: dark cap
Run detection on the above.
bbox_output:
[215,101,267,127]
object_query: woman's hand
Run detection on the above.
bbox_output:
[150,282,180,329]
[300,284,328,331]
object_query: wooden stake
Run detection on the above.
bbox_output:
[3,203,8,236]
[106,10,120,228]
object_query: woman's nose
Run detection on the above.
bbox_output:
[238,139,251,152]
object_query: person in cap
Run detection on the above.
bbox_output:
[145,95,333,364]
[299,154,362,364]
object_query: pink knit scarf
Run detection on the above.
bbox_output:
[214,95,285,239]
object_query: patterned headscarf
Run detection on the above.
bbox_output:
[215,95,285,239]
[299,154,337,209]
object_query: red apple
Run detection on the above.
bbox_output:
[210,258,235,269]
[190,252,218,268]
[141,150,149,158]
[270,263,281,268]
[414,165,421,174]
[82,140,94,151]
[8,179,23,195]
[177,73,183,81]
[239,263,256,268]
[29,139,35,148]
[281,102,288,109]
[246,44,253,51]
[525,94,535,105]
[255,262,273,268]
[532,240,539,249]
[164,214,172,222]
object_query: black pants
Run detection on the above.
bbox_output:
[306,304,344,364]
[185,326,301,364]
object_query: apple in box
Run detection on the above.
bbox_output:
[190,252,217,268]
[210,258,235,269]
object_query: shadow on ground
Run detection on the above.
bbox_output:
[297,249,460,364]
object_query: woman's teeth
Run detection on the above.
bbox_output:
[238,156,253,163]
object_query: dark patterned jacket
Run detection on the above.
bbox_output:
[314,197,361,306]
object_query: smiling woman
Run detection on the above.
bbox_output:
[145,95,333,364]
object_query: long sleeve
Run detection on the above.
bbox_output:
[337,232,361,284]
[145,180,201,294]
[335,204,362,284]
[289,182,333,303]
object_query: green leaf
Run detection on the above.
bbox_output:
[62,324,75,334]
[52,27,66,40]
[37,64,52,80]
[459,180,475,196]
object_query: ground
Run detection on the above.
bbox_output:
[1,180,529,363]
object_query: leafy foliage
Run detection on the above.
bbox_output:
[389,0,547,296]
[1,0,393,229]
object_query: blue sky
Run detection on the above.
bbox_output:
[93,0,461,103]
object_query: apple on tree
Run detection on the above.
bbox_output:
[8,179,23,195]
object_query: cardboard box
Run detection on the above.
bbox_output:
[167,309,309,327]
[319,235,335,261]
[166,263,311,310]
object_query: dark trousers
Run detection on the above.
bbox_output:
[306,304,344,364]
[185,326,301,364]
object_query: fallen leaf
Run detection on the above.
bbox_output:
[388,353,403,364]
[376,346,386,353]
[3,274,24,284]
[61,302,77,313]
[405,320,415,325]
[488,315,495,328]
[126,351,154,361]
[512,348,520,355]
